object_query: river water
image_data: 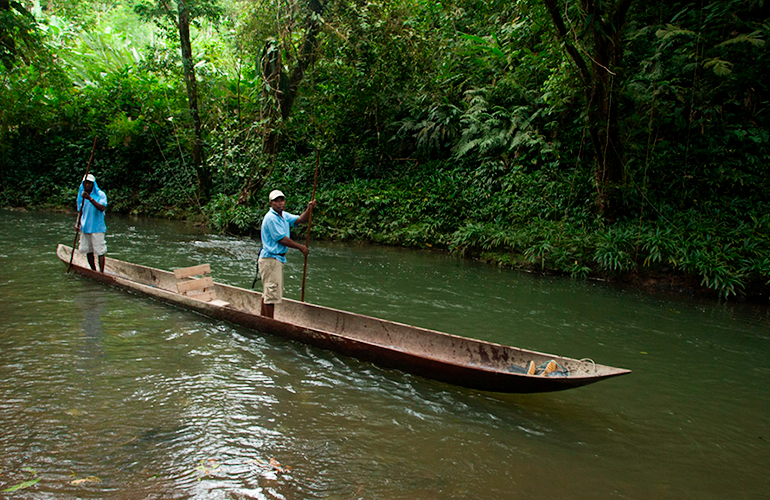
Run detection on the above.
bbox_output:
[1,209,768,499]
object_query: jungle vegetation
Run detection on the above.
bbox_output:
[1,0,768,300]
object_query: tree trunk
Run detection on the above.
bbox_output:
[237,0,326,204]
[585,4,625,219]
[281,0,325,121]
[542,0,632,220]
[0,0,17,70]
[177,0,210,202]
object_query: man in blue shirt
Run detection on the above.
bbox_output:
[76,174,108,272]
[259,189,317,318]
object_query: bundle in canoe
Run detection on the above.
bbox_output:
[57,244,631,393]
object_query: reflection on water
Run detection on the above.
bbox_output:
[0,209,768,499]
[75,291,106,368]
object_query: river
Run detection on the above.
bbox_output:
[1,209,768,499]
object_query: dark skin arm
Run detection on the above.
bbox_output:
[277,200,317,257]
[81,191,106,212]
[75,192,105,230]
[278,237,309,257]
[75,182,105,229]
[296,200,316,224]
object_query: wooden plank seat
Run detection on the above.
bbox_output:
[174,264,229,307]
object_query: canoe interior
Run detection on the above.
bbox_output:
[58,244,631,393]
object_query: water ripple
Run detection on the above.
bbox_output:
[1,210,769,499]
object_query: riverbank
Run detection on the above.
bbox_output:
[10,201,768,304]
[444,248,767,304]
[302,175,770,303]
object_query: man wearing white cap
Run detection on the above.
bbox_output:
[77,173,108,272]
[258,189,317,318]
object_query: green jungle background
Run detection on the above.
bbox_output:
[2,0,768,300]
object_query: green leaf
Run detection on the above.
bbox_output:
[655,24,695,40]
[716,32,765,48]
[703,58,732,76]
[2,478,41,493]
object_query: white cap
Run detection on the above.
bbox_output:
[83,174,96,182]
[269,189,285,201]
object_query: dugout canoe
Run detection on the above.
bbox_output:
[57,244,630,393]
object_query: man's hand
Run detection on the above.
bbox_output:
[298,243,310,257]
[82,192,106,212]
[297,199,318,224]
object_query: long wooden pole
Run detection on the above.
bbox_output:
[67,137,98,273]
[300,150,320,302]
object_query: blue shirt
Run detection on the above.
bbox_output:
[76,180,108,234]
[260,207,299,263]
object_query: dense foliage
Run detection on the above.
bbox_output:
[1,0,768,300]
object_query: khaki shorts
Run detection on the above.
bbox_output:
[79,232,107,255]
[259,257,284,304]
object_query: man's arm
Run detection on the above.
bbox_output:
[277,237,309,257]
[296,199,317,224]
[82,192,106,212]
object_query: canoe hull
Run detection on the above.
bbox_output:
[57,244,630,393]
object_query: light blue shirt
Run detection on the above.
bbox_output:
[260,207,299,263]
[76,180,107,234]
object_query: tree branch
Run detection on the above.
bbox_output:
[159,0,180,31]
[541,0,592,84]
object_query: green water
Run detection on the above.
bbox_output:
[1,209,768,499]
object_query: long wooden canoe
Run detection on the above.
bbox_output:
[57,244,630,393]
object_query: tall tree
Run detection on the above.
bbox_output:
[237,0,327,204]
[136,0,221,202]
[0,0,37,69]
[541,0,633,220]
[0,0,61,188]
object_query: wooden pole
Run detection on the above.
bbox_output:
[68,137,98,273]
[301,150,320,302]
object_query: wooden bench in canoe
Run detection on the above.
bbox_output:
[173,263,230,307]
[57,244,631,393]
